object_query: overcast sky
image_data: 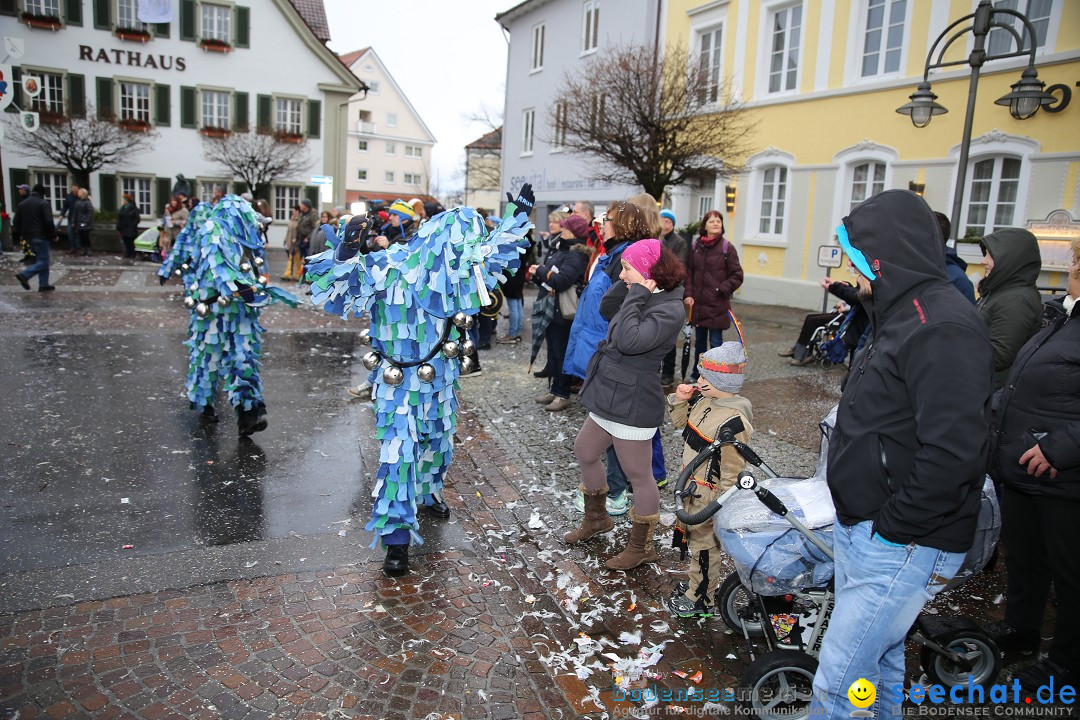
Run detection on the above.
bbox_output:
[322,0,513,197]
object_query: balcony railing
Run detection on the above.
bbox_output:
[357,121,377,134]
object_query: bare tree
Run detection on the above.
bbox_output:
[202,130,314,199]
[5,105,157,188]
[552,43,755,199]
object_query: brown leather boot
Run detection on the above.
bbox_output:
[605,510,660,570]
[563,486,615,543]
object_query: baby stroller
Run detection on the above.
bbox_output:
[133,225,163,261]
[807,309,853,367]
[674,410,1002,720]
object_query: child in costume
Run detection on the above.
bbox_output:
[666,341,754,618]
[307,185,534,575]
[158,196,297,435]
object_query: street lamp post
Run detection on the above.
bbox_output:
[896,0,1055,243]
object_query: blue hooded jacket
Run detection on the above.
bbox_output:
[945,246,976,304]
[562,241,629,378]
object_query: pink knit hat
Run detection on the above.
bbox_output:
[621,238,662,279]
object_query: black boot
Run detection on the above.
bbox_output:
[201,405,219,422]
[237,407,267,435]
[422,498,451,519]
[383,544,409,576]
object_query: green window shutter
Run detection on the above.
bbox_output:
[304,186,319,208]
[256,94,271,132]
[155,22,169,38]
[179,0,195,41]
[4,66,20,113]
[92,0,111,29]
[65,0,82,25]
[0,0,17,16]
[98,174,117,213]
[235,6,250,48]
[305,99,321,139]
[67,73,85,117]
[154,84,170,126]
[234,92,248,131]
[180,86,196,128]
[95,77,113,119]
[156,177,171,208]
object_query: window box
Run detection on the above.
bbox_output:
[274,131,305,144]
[199,38,232,53]
[22,12,62,30]
[116,28,152,43]
[118,118,153,132]
[200,126,231,138]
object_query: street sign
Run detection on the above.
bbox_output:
[309,175,333,186]
[817,245,843,268]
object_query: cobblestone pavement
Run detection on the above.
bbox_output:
[0,257,1061,719]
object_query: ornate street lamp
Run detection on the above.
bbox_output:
[896,0,1055,242]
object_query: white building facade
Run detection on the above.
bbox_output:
[2,0,362,239]
[497,0,661,220]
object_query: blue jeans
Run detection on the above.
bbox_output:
[507,298,523,338]
[691,327,723,380]
[67,223,78,251]
[809,521,964,720]
[22,238,51,287]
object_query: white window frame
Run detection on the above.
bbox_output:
[200,2,232,43]
[521,108,535,156]
[695,23,725,105]
[830,142,898,226]
[273,185,301,221]
[24,0,60,17]
[33,169,68,214]
[385,171,395,184]
[404,145,422,158]
[385,142,396,155]
[386,112,397,128]
[582,0,600,55]
[697,195,714,219]
[531,22,546,72]
[116,0,148,31]
[273,96,303,135]
[357,139,368,153]
[366,80,380,94]
[745,148,796,245]
[758,1,803,98]
[946,132,1036,239]
[403,173,421,186]
[200,88,231,130]
[963,156,1023,238]
[357,169,368,182]
[120,175,153,216]
[118,79,152,123]
[856,0,910,80]
[551,102,567,152]
[24,68,65,114]
[986,0,1060,57]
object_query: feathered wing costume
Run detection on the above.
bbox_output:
[158,196,297,430]
[307,197,533,556]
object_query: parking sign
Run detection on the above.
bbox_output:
[817,246,842,268]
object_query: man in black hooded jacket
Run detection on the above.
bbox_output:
[808,190,993,720]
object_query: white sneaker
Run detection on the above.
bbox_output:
[347,382,372,399]
[606,491,630,516]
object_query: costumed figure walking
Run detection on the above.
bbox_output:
[158,195,298,435]
[306,185,535,575]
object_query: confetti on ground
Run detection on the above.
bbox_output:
[689,670,703,684]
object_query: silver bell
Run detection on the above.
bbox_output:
[216,295,232,307]
[382,365,404,386]
[240,262,252,272]
[194,302,210,318]
[182,296,196,309]
[173,268,182,277]
[462,314,475,330]
[180,263,190,271]
[361,351,382,370]
[441,340,460,359]
[460,355,476,374]
[358,328,371,345]
[461,339,477,357]
[451,311,469,328]
[253,257,265,267]
[258,274,269,285]
[416,363,436,383]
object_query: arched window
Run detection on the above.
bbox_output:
[963,156,1022,238]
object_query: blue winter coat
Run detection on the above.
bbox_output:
[562,241,630,379]
[945,246,976,304]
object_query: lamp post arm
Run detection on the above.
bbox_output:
[991,7,1042,67]
[923,11,978,79]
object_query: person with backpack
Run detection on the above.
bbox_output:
[684,211,743,379]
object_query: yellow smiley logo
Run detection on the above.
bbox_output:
[847,678,876,709]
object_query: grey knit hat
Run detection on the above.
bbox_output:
[697,341,747,394]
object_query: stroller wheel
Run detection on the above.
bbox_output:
[921,629,1001,688]
[741,649,818,720]
[717,572,764,637]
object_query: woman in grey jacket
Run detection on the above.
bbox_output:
[564,238,687,570]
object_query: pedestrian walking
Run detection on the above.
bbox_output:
[59,183,79,255]
[12,183,57,292]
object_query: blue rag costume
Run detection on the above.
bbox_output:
[158,196,297,414]
[307,204,532,547]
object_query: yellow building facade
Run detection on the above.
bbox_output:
[664,0,1080,309]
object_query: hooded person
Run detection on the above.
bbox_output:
[976,227,1043,391]
[808,190,993,720]
[934,212,975,304]
[382,200,418,245]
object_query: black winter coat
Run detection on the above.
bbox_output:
[827,190,994,553]
[533,238,588,326]
[116,202,141,238]
[977,228,1043,390]
[826,281,869,352]
[684,236,743,330]
[12,192,56,241]
[988,298,1079,500]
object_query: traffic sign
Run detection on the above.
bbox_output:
[817,245,843,268]
[309,175,333,186]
